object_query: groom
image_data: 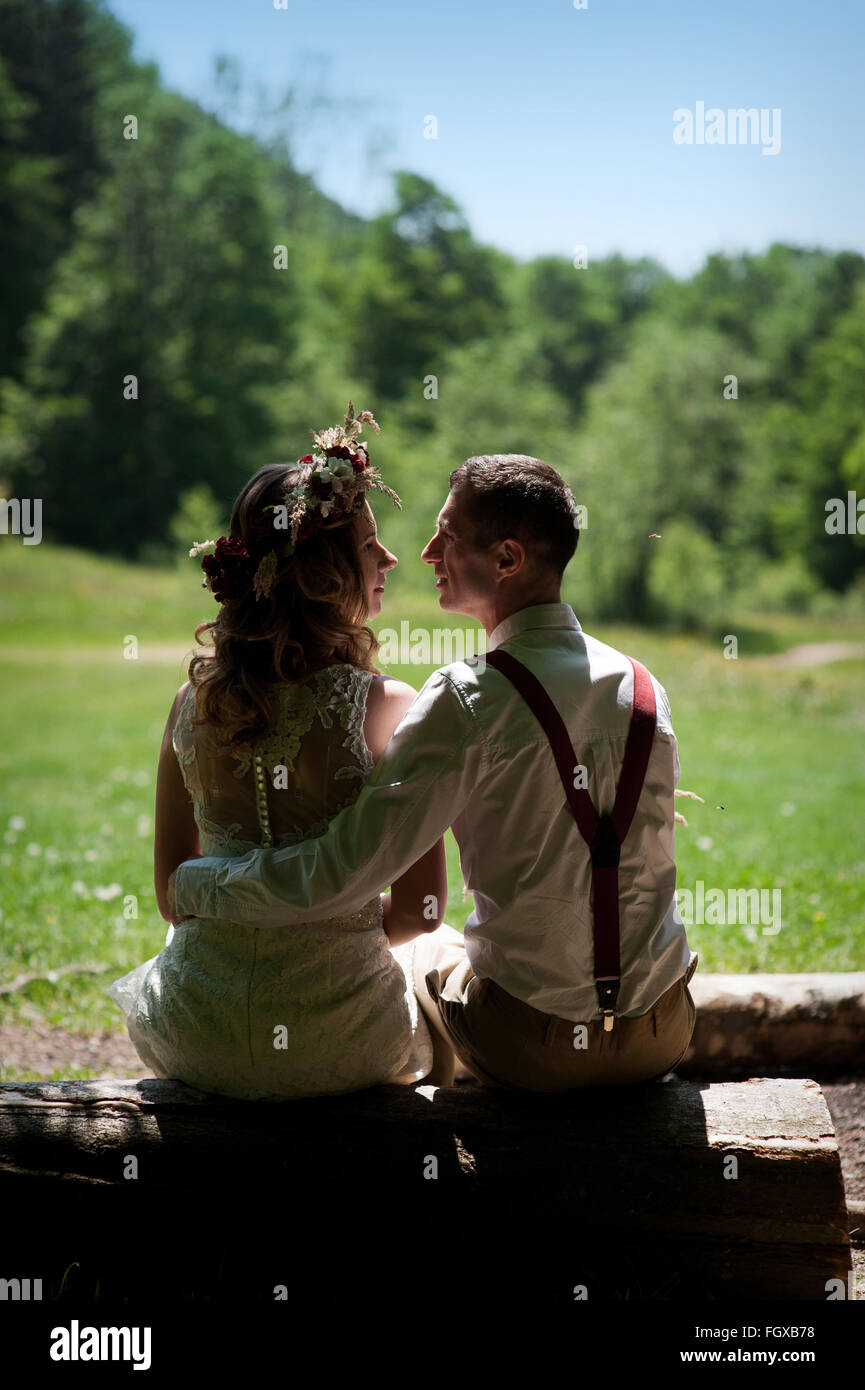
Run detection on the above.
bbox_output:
[170,454,697,1090]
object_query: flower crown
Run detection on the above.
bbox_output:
[190,402,400,604]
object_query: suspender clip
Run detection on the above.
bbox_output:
[596,976,620,1031]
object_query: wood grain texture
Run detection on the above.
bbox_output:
[0,1075,853,1301]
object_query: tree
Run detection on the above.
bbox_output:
[569,316,753,620]
[348,173,509,401]
[513,253,670,418]
[0,53,64,379]
[0,0,134,379]
[2,84,299,555]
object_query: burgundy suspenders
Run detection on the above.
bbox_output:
[483,649,657,1030]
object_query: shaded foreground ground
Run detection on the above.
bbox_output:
[2,1024,862,1301]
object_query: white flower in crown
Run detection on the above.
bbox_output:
[320,458,354,493]
[287,402,399,548]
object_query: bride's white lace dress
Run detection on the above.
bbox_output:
[108,663,434,1098]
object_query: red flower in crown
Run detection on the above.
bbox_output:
[200,536,256,604]
[197,514,284,603]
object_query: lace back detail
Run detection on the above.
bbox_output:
[253,753,273,847]
[172,664,378,858]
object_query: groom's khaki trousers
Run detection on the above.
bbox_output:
[412,924,697,1091]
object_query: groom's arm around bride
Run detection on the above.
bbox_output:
[172,455,696,1091]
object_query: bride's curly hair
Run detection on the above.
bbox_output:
[187,464,380,744]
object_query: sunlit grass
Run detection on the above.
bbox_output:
[1,541,863,1040]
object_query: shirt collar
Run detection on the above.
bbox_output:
[488,602,582,651]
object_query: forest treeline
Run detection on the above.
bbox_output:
[1,0,864,627]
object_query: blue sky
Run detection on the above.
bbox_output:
[104,0,864,277]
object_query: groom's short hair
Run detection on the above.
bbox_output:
[449,455,579,577]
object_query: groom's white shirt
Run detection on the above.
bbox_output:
[174,602,692,1021]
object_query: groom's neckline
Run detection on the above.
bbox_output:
[489,602,582,651]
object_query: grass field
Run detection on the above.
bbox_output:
[1,540,863,1065]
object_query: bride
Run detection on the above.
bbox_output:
[108,404,463,1098]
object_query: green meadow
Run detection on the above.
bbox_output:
[1,541,863,1070]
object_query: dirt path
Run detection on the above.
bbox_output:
[4,639,864,670]
[750,641,865,668]
[0,644,203,665]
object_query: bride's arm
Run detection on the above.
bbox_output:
[380,839,447,946]
[154,684,201,922]
[366,678,448,947]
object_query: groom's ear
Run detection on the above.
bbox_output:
[495,537,526,577]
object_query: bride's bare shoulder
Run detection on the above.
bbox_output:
[171,679,194,715]
[366,672,417,715]
[363,674,418,759]
[166,680,191,718]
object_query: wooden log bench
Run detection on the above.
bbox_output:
[681,972,865,1075]
[0,1075,852,1304]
